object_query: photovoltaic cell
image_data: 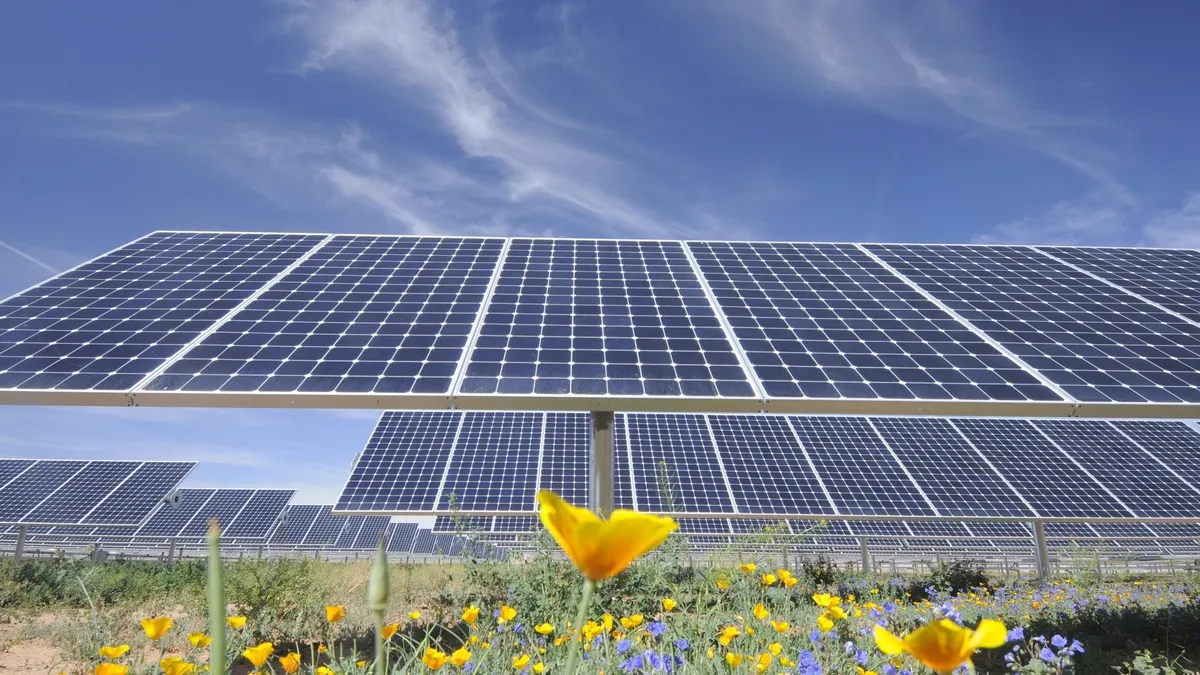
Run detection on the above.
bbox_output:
[1114,421,1200,487]
[869,417,1034,517]
[352,516,391,549]
[689,242,1056,401]
[1041,246,1200,325]
[1089,522,1157,538]
[0,232,326,392]
[868,244,1200,403]
[438,412,541,510]
[388,522,418,553]
[624,413,735,513]
[137,489,214,538]
[0,460,85,522]
[708,415,833,514]
[334,516,366,549]
[1045,523,1099,539]
[952,419,1133,518]
[730,519,790,535]
[791,417,934,516]
[145,235,504,395]
[273,505,322,545]
[337,411,460,511]
[412,529,434,554]
[434,516,494,533]
[303,509,346,546]
[223,490,293,539]
[1148,523,1200,538]
[968,522,1031,538]
[848,521,912,537]
[0,460,34,489]
[81,462,194,526]
[907,521,973,538]
[459,239,754,398]
[678,518,732,535]
[22,461,140,525]
[1034,420,1200,517]
[613,415,634,510]
[540,412,589,506]
[180,490,255,538]
[494,516,538,533]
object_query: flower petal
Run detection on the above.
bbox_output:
[873,625,906,656]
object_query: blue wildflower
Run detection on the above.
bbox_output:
[673,639,689,652]
[647,622,668,639]
[1039,647,1057,662]
[1070,640,1085,654]
[647,651,666,671]
[1051,635,1067,649]
[809,628,822,644]
[844,642,856,655]
[855,649,868,666]
[617,639,631,655]
[1007,627,1024,642]
[621,654,644,673]
[513,623,524,634]
[882,601,896,614]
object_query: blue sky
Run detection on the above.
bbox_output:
[2,0,1200,501]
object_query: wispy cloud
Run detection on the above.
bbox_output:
[0,240,59,274]
[973,191,1200,248]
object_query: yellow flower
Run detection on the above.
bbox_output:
[620,614,644,629]
[777,569,793,581]
[532,663,545,674]
[816,613,834,633]
[662,597,677,612]
[140,616,173,641]
[753,604,769,620]
[716,578,731,591]
[513,654,531,670]
[782,576,797,588]
[582,621,605,641]
[780,657,795,668]
[318,644,329,654]
[726,653,744,667]
[874,619,1006,674]
[738,563,756,574]
[707,647,715,660]
[451,647,472,667]
[499,605,518,624]
[471,636,480,645]
[243,642,274,669]
[279,653,301,675]
[409,611,422,621]
[463,605,480,624]
[603,614,614,632]
[99,645,130,659]
[770,620,790,634]
[554,635,569,647]
[537,490,677,581]
[482,642,491,650]
[755,653,772,673]
[718,625,740,647]
[316,668,335,675]
[382,623,400,640]
[746,626,755,636]
[761,573,778,586]
[857,668,878,675]
[187,633,211,649]
[325,605,346,623]
[160,658,194,675]
[828,606,848,620]
[227,616,247,630]
[357,661,368,668]
[812,593,841,609]
[94,665,128,675]
[535,623,555,636]
[768,643,782,656]
[423,647,449,671]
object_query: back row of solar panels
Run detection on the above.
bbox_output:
[0,459,193,526]
[337,411,1200,523]
[8,233,1200,411]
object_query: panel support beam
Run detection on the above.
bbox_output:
[13,525,27,561]
[590,411,615,517]
[859,536,870,573]
[167,537,177,566]
[1033,520,1050,585]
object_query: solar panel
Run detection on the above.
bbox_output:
[136,489,214,538]
[869,417,1034,517]
[1041,246,1200,325]
[439,412,541,511]
[614,414,634,510]
[337,411,460,512]
[624,413,735,513]
[708,415,834,514]
[1089,522,1157,538]
[952,419,1133,518]
[222,490,294,539]
[968,522,1031,538]
[848,521,912,537]
[790,416,935,516]
[1114,421,1200,487]
[22,461,141,525]
[0,460,35,489]
[906,521,973,538]
[352,516,391,549]
[677,518,732,535]
[494,516,538,533]
[142,235,503,396]
[1044,523,1099,540]
[0,460,85,522]
[730,519,790,536]
[179,489,256,538]
[1034,420,1200,518]
[868,244,1200,403]
[689,242,1056,401]
[457,239,755,399]
[81,462,194,526]
[273,505,323,545]
[1147,523,1200,538]
[388,522,419,553]
[302,508,346,546]
[434,516,494,533]
[539,412,590,506]
[0,459,194,527]
[333,516,366,548]
[0,232,327,393]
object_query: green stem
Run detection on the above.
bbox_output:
[562,579,595,675]
[374,615,385,675]
[207,520,227,675]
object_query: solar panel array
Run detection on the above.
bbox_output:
[133,488,293,540]
[8,232,1200,415]
[0,459,193,526]
[340,411,1200,524]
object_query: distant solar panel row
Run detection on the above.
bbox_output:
[8,233,1200,413]
[340,411,1200,521]
[133,488,293,540]
[0,459,193,526]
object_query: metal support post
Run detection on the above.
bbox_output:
[167,537,177,566]
[14,525,27,561]
[590,411,615,517]
[859,537,870,574]
[1033,521,1050,585]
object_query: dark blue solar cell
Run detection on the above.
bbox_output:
[729,519,790,535]
[82,461,194,526]
[145,235,504,395]
[352,516,391,549]
[868,244,1200,403]
[388,522,419,552]
[676,518,731,535]
[0,460,86,522]
[0,232,325,392]
[623,413,736,513]
[458,239,755,399]
[1044,523,1100,539]
[180,489,256,537]
[790,416,935,516]
[1035,420,1200,518]
[136,489,215,538]
[434,516,494,533]
[848,521,911,537]
[411,528,434,554]
[438,412,542,511]
[689,242,1058,402]
[709,415,834,515]
[907,521,973,538]
[951,419,1134,518]
[1113,421,1200,487]
[1041,246,1200,325]
[223,490,293,539]
[22,461,140,525]
[336,411,461,511]
[303,508,347,546]
[494,516,538,533]
[613,414,634,510]
[0,460,35,490]
[540,413,590,507]
[334,516,366,548]
[273,505,322,545]
[869,417,1034,518]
